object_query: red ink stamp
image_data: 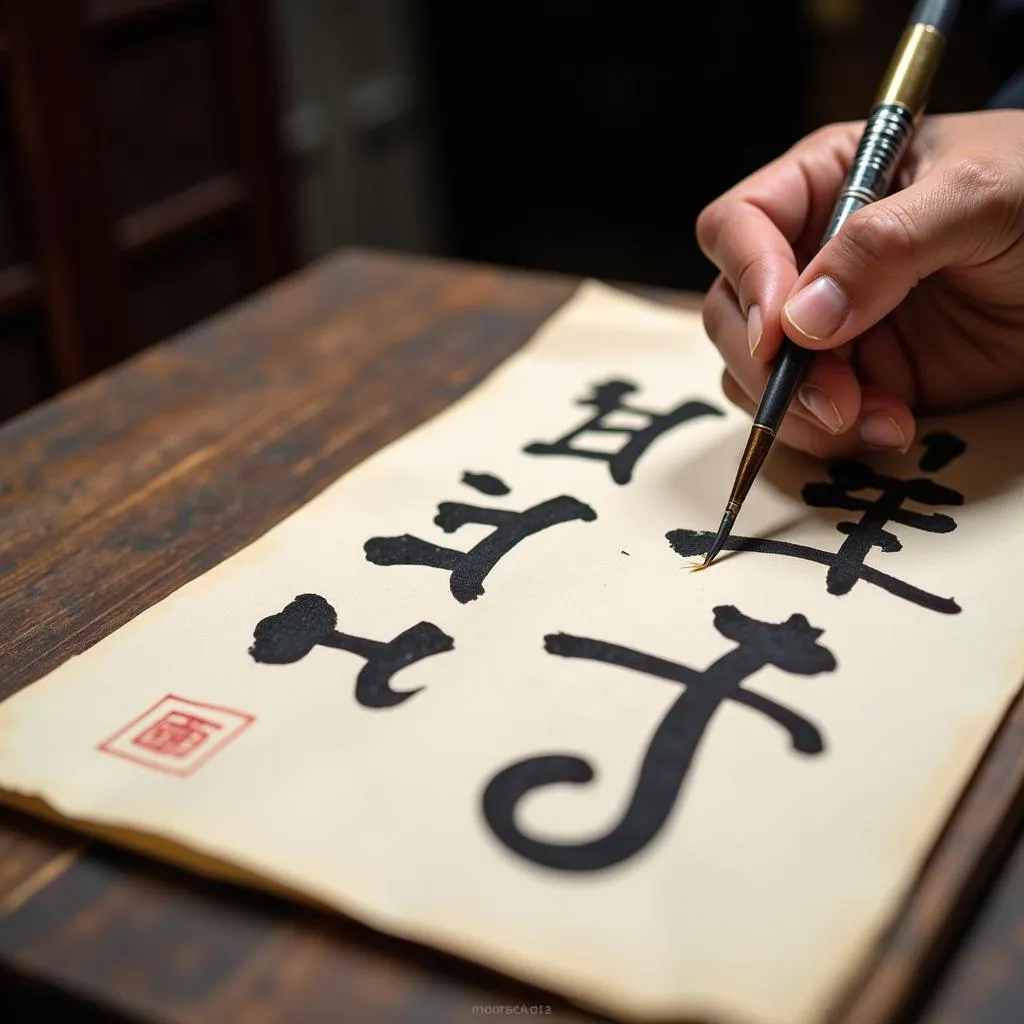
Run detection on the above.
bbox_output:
[98,695,254,777]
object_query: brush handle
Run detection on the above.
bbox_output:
[753,96,914,429]
[752,0,958,433]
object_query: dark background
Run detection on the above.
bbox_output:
[0,0,1001,425]
[415,0,997,288]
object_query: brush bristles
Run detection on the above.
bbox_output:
[700,508,737,569]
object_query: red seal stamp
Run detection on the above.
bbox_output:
[98,695,254,777]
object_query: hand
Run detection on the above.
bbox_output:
[696,110,1024,458]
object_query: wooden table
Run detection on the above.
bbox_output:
[0,250,1021,1023]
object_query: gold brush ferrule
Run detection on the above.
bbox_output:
[725,425,776,511]
[874,23,946,115]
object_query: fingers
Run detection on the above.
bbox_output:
[704,275,916,458]
[782,152,1024,350]
[697,112,1024,453]
[696,202,800,363]
[696,123,861,363]
[722,373,916,460]
[704,276,861,432]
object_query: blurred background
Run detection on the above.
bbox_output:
[0,0,1003,424]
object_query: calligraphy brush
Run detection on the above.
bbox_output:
[698,0,960,570]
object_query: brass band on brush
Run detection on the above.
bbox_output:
[875,24,946,114]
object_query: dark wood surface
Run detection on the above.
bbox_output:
[0,250,1021,1023]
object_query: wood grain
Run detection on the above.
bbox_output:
[0,249,1021,1023]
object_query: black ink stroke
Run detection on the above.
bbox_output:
[669,439,966,614]
[249,594,453,708]
[462,471,511,496]
[365,475,596,603]
[918,430,966,471]
[483,606,834,872]
[524,380,724,484]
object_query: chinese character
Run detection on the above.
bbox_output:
[249,594,453,709]
[668,432,966,614]
[364,471,596,603]
[524,380,723,484]
[133,711,222,758]
[482,605,835,872]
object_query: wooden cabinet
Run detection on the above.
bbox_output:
[0,0,294,422]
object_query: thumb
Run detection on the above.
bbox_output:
[780,157,1021,348]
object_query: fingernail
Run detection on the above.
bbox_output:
[798,385,844,433]
[784,276,849,340]
[859,412,907,451]
[746,304,762,355]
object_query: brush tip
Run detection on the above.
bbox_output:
[701,507,738,569]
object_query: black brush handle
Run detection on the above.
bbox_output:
[751,0,959,431]
[753,96,916,430]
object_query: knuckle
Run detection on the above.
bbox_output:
[799,122,855,152]
[805,123,841,146]
[839,204,916,271]
[948,154,1005,197]
[946,155,1021,233]
[695,200,727,251]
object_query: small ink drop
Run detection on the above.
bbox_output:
[462,471,510,496]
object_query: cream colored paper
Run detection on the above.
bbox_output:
[1,282,1023,1024]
